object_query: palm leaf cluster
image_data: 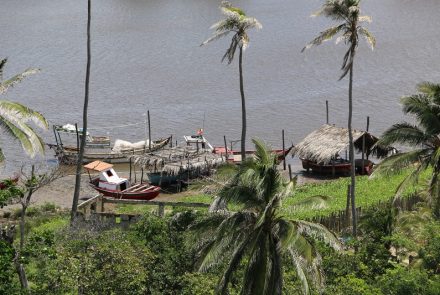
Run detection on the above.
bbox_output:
[372,82,440,218]
[0,58,48,159]
[193,139,340,295]
[302,0,375,79]
[201,1,262,64]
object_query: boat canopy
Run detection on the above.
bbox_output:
[84,160,113,172]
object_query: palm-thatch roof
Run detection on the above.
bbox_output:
[292,124,389,164]
[129,146,225,175]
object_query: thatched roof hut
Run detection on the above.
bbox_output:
[292,124,389,164]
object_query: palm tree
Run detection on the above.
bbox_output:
[201,1,261,161]
[372,82,440,219]
[302,0,375,236]
[71,0,91,224]
[0,58,48,160]
[193,139,340,295]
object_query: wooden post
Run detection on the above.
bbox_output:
[141,168,144,184]
[282,129,286,170]
[148,110,151,151]
[224,135,228,160]
[366,116,370,160]
[366,116,370,132]
[288,164,292,181]
[158,203,165,217]
[170,135,173,147]
[75,123,80,150]
[129,158,132,183]
[326,100,329,124]
[361,134,366,174]
[345,184,351,227]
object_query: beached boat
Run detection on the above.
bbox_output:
[84,161,160,200]
[49,134,171,164]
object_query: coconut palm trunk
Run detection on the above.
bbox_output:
[348,60,357,236]
[239,46,246,160]
[71,0,91,224]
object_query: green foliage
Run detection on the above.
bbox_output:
[377,266,440,295]
[27,228,151,294]
[325,274,382,295]
[133,211,199,294]
[0,179,23,208]
[193,139,340,295]
[0,240,20,294]
[181,272,217,295]
[419,223,440,273]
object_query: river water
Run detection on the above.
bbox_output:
[1,0,440,174]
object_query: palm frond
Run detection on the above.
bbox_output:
[217,233,256,295]
[0,68,40,95]
[294,220,341,251]
[201,31,230,46]
[302,24,345,52]
[359,27,376,50]
[378,123,430,147]
[417,81,440,97]
[290,195,330,211]
[400,95,440,134]
[371,149,429,177]
[392,161,427,201]
[0,112,46,158]
[0,59,7,81]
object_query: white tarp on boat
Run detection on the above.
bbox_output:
[112,139,150,152]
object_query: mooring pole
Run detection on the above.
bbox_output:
[282,129,286,170]
[366,116,370,161]
[129,158,132,183]
[366,116,370,132]
[148,110,151,151]
[326,100,329,124]
[75,123,80,151]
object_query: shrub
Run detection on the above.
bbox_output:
[325,274,382,295]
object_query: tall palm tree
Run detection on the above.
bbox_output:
[372,82,440,219]
[201,1,261,161]
[302,0,375,236]
[0,58,48,160]
[71,0,91,223]
[193,139,340,295]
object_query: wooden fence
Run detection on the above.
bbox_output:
[78,193,423,232]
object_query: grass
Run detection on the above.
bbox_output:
[283,172,416,219]
[176,170,424,220]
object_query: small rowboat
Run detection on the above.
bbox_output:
[85,161,160,200]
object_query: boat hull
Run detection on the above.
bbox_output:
[301,158,351,175]
[89,180,160,200]
[51,137,171,165]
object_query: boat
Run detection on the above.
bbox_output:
[301,158,351,175]
[48,137,171,165]
[300,158,374,176]
[214,145,294,164]
[53,124,111,148]
[84,161,160,200]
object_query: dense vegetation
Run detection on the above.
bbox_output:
[1,200,440,294]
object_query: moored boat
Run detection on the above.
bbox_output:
[84,161,160,200]
[49,131,171,165]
